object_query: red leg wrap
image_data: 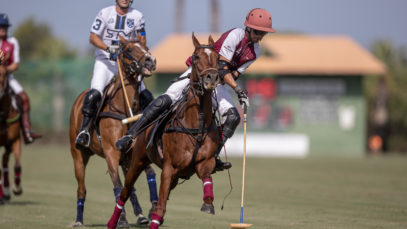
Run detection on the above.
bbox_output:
[149,212,163,229]
[202,178,214,201]
[107,199,125,229]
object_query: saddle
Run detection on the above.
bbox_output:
[144,85,220,168]
[86,77,139,146]
[0,90,21,125]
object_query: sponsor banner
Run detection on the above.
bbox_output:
[224,133,309,158]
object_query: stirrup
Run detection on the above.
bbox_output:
[75,130,90,149]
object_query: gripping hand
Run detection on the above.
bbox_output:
[106,45,119,55]
[233,85,250,108]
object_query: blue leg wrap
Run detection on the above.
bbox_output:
[75,198,85,223]
[147,174,158,202]
[130,188,143,215]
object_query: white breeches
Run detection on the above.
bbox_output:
[8,74,23,94]
[90,58,146,95]
[164,67,235,122]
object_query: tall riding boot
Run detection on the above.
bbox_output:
[214,107,241,172]
[17,92,41,144]
[75,89,101,150]
[138,89,154,111]
[116,94,172,153]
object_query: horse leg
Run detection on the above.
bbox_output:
[150,162,177,229]
[0,166,2,204]
[1,146,12,201]
[120,164,148,225]
[145,164,158,219]
[71,146,91,227]
[11,138,23,195]
[196,159,216,215]
[104,148,130,229]
[107,150,147,229]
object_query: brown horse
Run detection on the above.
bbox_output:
[107,33,220,229]
[69,36,157,227]
[0,56,23,204]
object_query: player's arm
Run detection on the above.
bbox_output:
[89,32,108,51]
[136,14,147,47]
[6,61,19,74]
[137,32,146,47]
[219,56,238,89]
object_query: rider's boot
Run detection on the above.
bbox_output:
[116,94,172,153]
[214,107,241,172]
[75,89,101,149]
[138,89,154,111]
[16,92,42,144]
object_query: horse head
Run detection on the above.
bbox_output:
[118,35,157,79]
[190,33,219,92]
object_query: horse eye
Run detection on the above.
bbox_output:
[193,56,199,61]
[127,48,133,52]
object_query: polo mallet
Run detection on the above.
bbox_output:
[116,57,134,118]
[230,104,252,229]
[121,113,142,124]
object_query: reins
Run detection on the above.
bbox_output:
[164,44,219,168]
[115,41,150,118]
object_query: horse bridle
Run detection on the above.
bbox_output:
[117,41,150,78]
[190,45,218,95]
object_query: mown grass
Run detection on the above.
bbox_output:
[0,142,406,228]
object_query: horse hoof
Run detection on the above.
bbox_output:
[13,186,23,195]
[2,194,11,201]
[200,203,215,215]
[117,213,130,228]
[72,221,84,227]
[0,198,4,205]
[137,214,149,225]
[148,201,158,219]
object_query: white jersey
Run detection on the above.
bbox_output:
[90,5,145,60]
[7,37,20,63]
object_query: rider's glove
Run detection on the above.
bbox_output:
[105,45,119,55]
[0,50,4,64]
[233,85,250,108]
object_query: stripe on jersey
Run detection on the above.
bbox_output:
[115,15,127,30]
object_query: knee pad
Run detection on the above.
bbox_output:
[82,89,102,115]
[222,107,240,139]
[139,89,154,110]
[143,94,172,118]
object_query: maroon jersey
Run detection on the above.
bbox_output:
[186,28,260,74]
[0,39,14,66]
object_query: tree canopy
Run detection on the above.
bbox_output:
[13,17,77,60]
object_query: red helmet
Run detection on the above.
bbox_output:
[244,8,275,33]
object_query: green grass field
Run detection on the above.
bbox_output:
[0,142,406,228]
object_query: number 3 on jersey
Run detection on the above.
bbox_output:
[93,19,102,31]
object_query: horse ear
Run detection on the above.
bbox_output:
[119,35,128,46]
[208,35,215,46]
[192,32,200,48]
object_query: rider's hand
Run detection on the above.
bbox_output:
[0,50,4,64]
[106,45,119,54]
[233,85,250,108]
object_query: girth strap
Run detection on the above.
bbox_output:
[163,125,218,135]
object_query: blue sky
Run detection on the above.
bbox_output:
[3,0,407,54]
